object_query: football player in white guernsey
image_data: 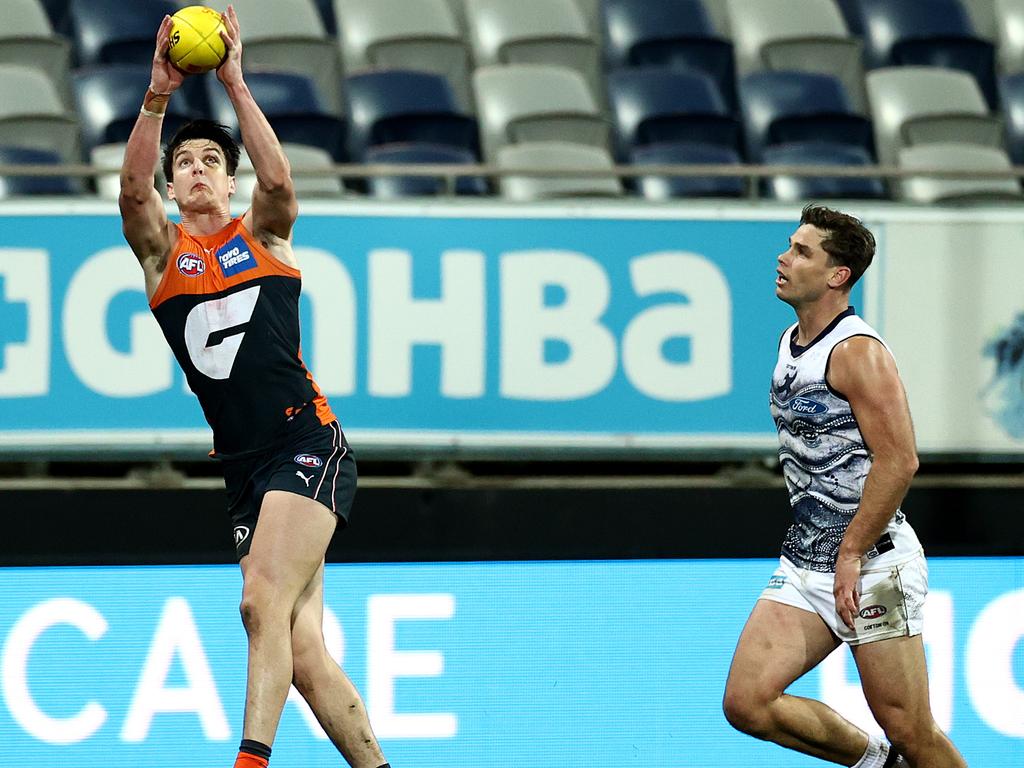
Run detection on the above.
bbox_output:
[722,206,966,768]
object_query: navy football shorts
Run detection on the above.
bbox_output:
[222,420,355,560]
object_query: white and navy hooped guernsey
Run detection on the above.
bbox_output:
[769,307,922,573]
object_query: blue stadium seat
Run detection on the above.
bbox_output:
[39,0,72,35]
[73,65,201,152]
[630,143,745,199]
[365,143,489,197]
[601,0,736,108]
[0,145,82,196]
[607,68,740,160]
[344,70,478,161]
[998,73,1024,164]
[738,71,873,161]
[852,0,997,106]
[207,71,347,160]
[69,0,180,66]
[760,142,887,201]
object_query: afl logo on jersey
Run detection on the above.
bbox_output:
[177,252,205,277]
[233,525,250,546]
[217,235,258,277]
[294,454,323,468]
[789,397,828,415]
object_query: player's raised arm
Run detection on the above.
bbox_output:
[216,5,297,242]
[119,14,182,269]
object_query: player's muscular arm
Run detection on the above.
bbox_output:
[120,14,182,268]
[827,336,919,628]
[217,6,297,243]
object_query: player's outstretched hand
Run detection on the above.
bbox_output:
[216,5,244,88]
[151,15,186,94]
[833,554,862,632]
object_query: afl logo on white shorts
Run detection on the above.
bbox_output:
[294,454,323,468]
[177,252,206,277]
[233,525,250,546]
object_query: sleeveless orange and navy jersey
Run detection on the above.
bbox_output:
[149,217,336,459]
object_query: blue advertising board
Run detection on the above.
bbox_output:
[0,203,865,454]
[0,558,1020,766]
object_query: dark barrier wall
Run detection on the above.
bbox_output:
[2,485,1021,565]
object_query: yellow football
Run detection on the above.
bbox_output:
[168,6,227,74]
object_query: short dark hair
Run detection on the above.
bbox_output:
[161,120,240,180]
[799,203,876,289]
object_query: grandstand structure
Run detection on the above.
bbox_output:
[0,0,1022,201]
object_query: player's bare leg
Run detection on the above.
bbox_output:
[238,491,338,753]
[291,561,386,767]
[724,599,870,764]
[854,634,967,767]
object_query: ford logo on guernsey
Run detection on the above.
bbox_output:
[789,397,828,415]
[294,454,323,468]
[217,234,258,277]
[176,252,205,277]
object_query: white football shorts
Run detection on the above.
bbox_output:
[758,552,927,646]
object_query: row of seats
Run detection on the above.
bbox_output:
[1,57,1021,203]
[2,0,1022,202]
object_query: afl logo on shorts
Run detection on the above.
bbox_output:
[177,252,206,277]
[859,605,887,620]
[294,454,323,468]
[233,525,250,546]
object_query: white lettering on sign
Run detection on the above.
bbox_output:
[1,598,108,744]
[63,247,171,396]
[367,593,458,738]
[966,588,1024,736]
[0,249,50,396]
[369,249,485,398]
[120,598,230,742]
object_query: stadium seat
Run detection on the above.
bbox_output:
[365,143,489,197]
[344,69,478,161]
[69,0,180,66]
[963,0,998,40]
[38,0,72,35]
[205,0,345,114]
[834,0,864,36]
[866,66,1002,166]
[726,0,867,112]
[207,71,346,160]
[630,143,746,199]
[334,0,473,112]
[607,68,740,160]
[700,0,732,37]
[897,142,1021,202]
[90,142,169,200]
[233,143,344,199]
[474,64,608,160]
[73,65,200,153]
[996,0,1024,73]
[2,0,74,109]
[0,64,80,162]
[465,0,602,105]
[853,0,997,106]
[602,0,736,109]
[999,73,1024,162]
[0,145,82,196]
[738,71,873,162]
[497,141,622,200]
[760,142,887,201]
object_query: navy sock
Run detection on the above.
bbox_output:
[239,739,272,760]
